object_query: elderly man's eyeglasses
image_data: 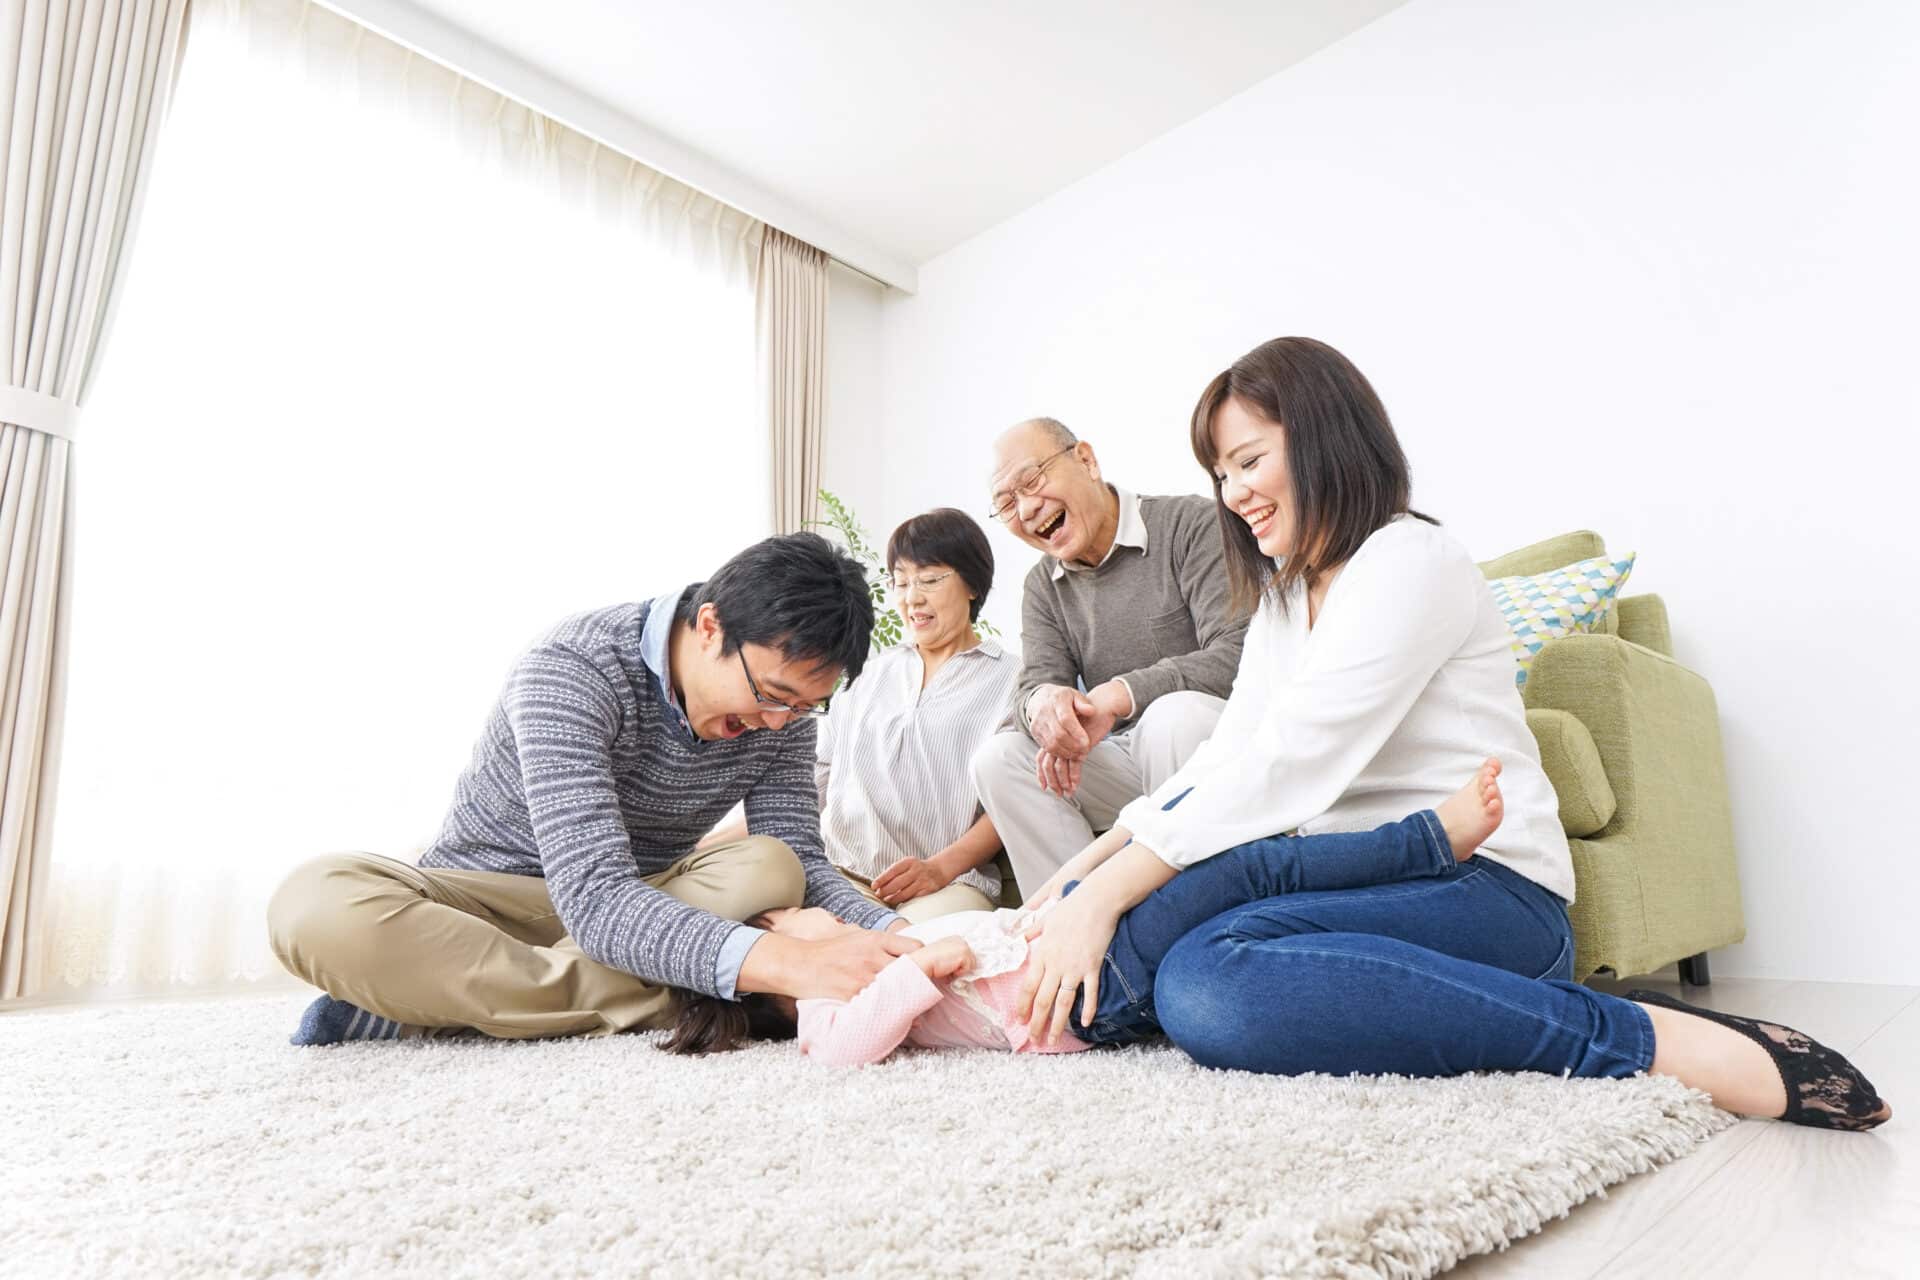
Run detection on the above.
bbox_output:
[987,445,1076,522]
[736,648,829,720]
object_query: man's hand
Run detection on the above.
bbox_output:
[1034,748,1083,798]
[870,856,952,905]
[910,935,974,982]
[1027,682,1133,795]
[753,929,921,1003]
[1026,685,1097,758]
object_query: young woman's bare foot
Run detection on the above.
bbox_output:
[1436,757,1503,861]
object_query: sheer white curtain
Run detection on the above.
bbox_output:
[40,0,769,995]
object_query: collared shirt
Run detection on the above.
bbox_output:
[816,638,1018,901]
[637,588,761,990]
[1049,485,1149,580]
[1041,486,1149,716]
[639,586,695,740]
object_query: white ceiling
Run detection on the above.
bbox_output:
[361,0,1408,280]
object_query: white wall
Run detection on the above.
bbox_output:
[849,0,1920,983]
[822,260,892,527]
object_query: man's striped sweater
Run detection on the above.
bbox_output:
[419,594,894,997]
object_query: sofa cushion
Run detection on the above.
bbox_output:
[1525,708,1617,837]
[1480,531,1620,637]
[1488,552,1637,686]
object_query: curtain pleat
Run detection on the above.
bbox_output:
[0,0,190,998]
[759,227,829,536]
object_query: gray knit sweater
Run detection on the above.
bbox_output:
[1015,492,1248,733]
[420,598,892,996]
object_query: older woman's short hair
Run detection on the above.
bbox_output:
[886,508,995,622]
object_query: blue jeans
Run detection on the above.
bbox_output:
[1150,858,1656,1079]
[1073,810,1461,1043]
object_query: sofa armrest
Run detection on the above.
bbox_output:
[1525,709,1615,837]
[1615,594,1672,657]
[1524,634,1726,839]
[1523,633,1745,968]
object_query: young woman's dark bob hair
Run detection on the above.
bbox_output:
[886,508,995,623]
[1190,336,1435,618]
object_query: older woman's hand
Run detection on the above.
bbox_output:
[870,856,952,905]
[1016,887,1122,1046]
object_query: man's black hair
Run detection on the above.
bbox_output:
[678,532,874,682]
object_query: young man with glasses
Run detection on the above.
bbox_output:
[971,417,1248,897]
[269,533,919,1045]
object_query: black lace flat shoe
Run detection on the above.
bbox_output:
[1628,989,1892,1131]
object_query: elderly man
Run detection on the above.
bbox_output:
[970,417,1247,894]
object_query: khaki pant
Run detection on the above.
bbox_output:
[836,868,997,925]
[266,836,804,1039]
[970,689,1226,897]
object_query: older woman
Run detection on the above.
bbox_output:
[814,508,1019,923]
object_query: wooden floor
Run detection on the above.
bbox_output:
[1453,972,1920,1279]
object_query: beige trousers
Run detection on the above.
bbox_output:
[266,836,805,1038]
[970,689,1227,897]
[837,868,997,925]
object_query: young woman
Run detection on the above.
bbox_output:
[1011,337,1889,1132]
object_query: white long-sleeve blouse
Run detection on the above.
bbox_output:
[1117,515,1575,902]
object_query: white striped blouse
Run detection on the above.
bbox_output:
[815,638,1019,900]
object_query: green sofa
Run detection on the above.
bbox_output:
[1480,531,1746,983]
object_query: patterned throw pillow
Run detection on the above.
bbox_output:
[1487,553,1637,687]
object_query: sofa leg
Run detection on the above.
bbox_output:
[1678,952,1712,986]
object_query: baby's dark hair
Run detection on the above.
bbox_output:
[660,991,797,1056]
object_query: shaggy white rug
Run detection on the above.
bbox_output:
[1,993,1733,1279]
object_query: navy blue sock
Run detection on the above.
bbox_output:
[290,994,413,1046]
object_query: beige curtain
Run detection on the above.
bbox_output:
[0,0,189,998]
[758,227,828,535]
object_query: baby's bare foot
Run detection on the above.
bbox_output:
[1436,758,1503,861]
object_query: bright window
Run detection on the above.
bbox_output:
[48,6,764,989]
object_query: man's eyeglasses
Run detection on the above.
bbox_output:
[987,444,1076,523]
[889,570,957,594]
[736,648,829,720]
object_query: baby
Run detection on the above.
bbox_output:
[666,759,1507,1066]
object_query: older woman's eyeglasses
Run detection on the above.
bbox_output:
[987,445,1076,522]
[889,570,957,594]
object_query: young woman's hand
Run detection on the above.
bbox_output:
[910,935,975,982]
[1017,888,1122,1046]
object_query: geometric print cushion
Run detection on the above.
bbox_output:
[1487,552,1637,687]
